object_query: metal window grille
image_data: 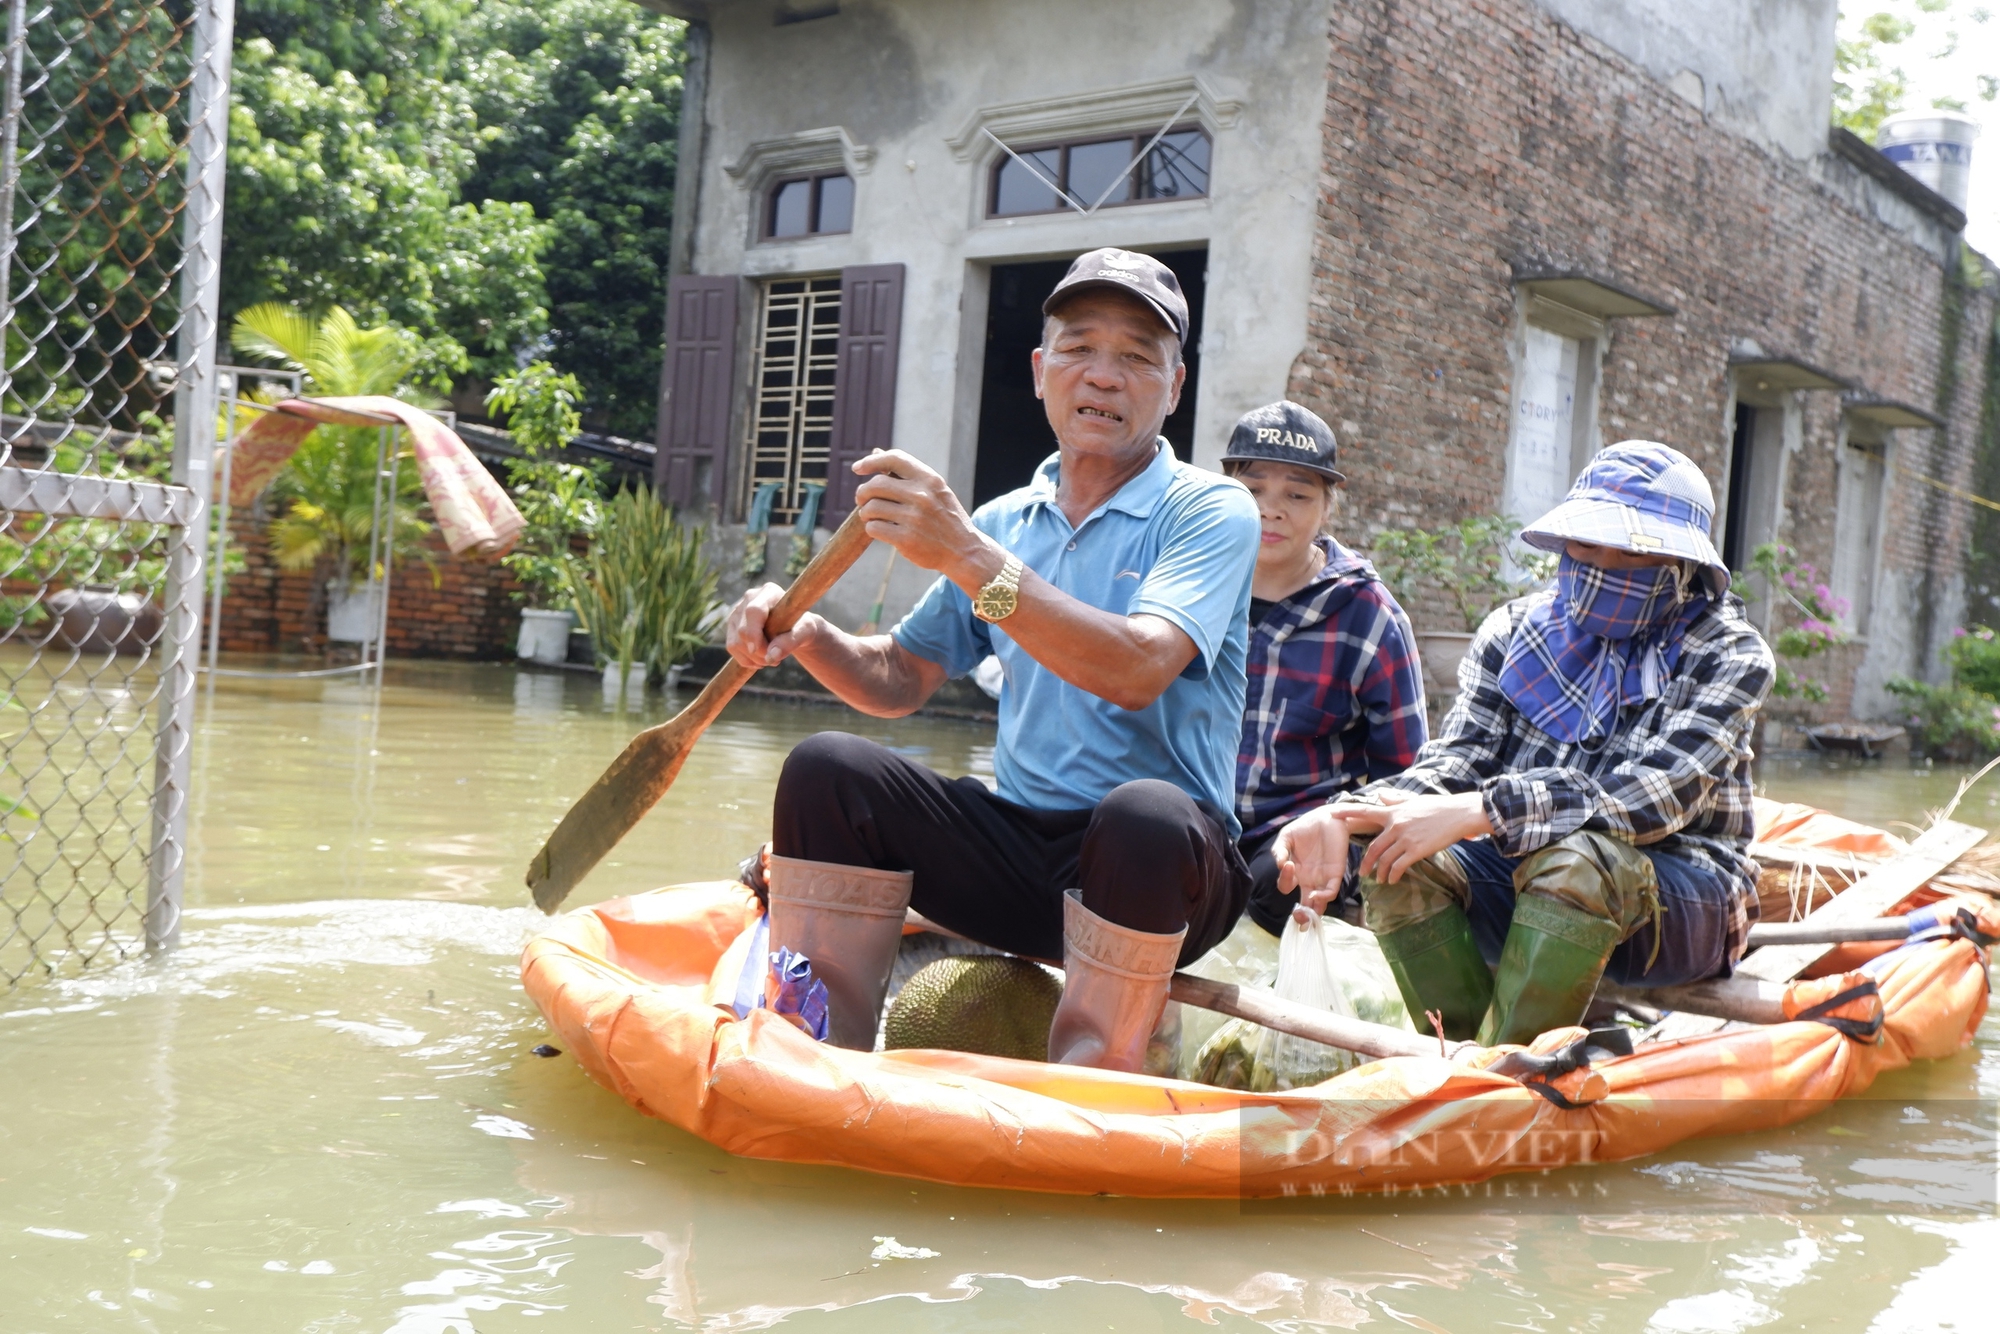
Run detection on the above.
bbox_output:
[0,0,232,985]
[743,275,841,524]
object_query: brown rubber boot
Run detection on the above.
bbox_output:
[1047,891,1187,1072]
[765,855,914,1050]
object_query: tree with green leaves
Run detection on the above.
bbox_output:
[222,0,683,432]
[224,1,552,393]
[454,1,683,436]
[5,0,193,434]
[1832,2,1994,138]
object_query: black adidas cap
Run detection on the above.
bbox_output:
[1041,247,1189,344]
[1221,401,1344,483]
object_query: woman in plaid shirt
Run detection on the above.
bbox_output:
[1220,404,1428,934]
[1272,443,1774,1048]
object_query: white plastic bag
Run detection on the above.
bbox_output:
[1250,905,1361,1088]
[1192,906,1362,1090]
[1321,915,1411,1031]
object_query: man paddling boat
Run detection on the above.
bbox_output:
[724,248,1260,1067]
[1274,442,1776,1046]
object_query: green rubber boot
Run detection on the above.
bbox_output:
[1375,905,1493,1042]
[1476,895,1623,1048]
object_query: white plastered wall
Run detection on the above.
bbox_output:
[683,0,1332,628]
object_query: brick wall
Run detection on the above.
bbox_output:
[1293,0,1996,722]
[214,513,525,659]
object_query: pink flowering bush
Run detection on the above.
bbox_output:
[1741,543,1849,701]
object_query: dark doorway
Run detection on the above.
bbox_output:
[1721,403,1756,571]
[971,248,1206,508]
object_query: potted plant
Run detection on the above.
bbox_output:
[1370,514,1554,693]
[566,485,721,705]
[232,304,437,643]
[486,362,603,665]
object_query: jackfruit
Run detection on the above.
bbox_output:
[883,956,1061,1061]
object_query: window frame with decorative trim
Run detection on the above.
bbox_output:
[764,171,855,241]
[986,124,1211,218]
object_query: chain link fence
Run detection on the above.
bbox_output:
[0,0,231,985]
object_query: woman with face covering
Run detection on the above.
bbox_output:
[1220,403,1427,935]
[1270,442,1776,1047]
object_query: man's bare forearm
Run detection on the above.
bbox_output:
[947,548,1190,710]
[996,575,1192,710]
[790,628,945,717]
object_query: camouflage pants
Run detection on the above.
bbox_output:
[1359,831,1663,956]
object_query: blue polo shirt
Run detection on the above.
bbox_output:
[892,441,1259,833]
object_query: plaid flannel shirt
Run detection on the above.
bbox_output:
[1364,588,1774,963]
[1237,539,1427,841]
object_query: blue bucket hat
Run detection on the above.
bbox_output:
[1518,441,1730,596]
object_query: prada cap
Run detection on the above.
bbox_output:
[1042,247,1189,344]
[1221,401,1344,483]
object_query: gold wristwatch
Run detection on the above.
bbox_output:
[972,555,1024,623]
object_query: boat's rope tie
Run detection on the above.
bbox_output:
[1791,979,1886,1041]
[1945,906,1998,948]
[1500,1027,1635,1108]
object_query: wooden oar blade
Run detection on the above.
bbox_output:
[524,510,871,913]
[529,726,692,912]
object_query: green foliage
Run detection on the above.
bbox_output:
[1949,625,2000,697]
[232,302,425,398]
[565,487,719,680]
[225,3,549,391]
[263,433,435,588]
[231,304,434,586]
[1834,10,1916,137]
[454,1,683,435]
[1883,621,2000,761]
[223,0,682,427]
[487,362,602,609]
[1736,543,1850,703]
[1884,676,2000,760]
[1369,515,1556,633]
[486,362,582,456]
[4,1,193,431]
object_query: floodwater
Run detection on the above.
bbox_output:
[1,659,1993,1332]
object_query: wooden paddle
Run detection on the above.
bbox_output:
[527,510,876,913]
[1169,972,1453,1062]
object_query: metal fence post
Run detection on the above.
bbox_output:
[146,0,235,955]
[0,0,27,373]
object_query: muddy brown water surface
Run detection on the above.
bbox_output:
[0,660,1992,1332]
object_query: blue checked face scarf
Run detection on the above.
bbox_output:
[1498,553,1709,748]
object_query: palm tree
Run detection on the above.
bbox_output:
[229,303,435,587]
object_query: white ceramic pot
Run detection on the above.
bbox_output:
[516,608,576,665]
[601,662,648,700]
[1415,629,1476,694]
[325,580,383,644]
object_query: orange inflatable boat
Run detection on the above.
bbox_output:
[521,809,1992,1199]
